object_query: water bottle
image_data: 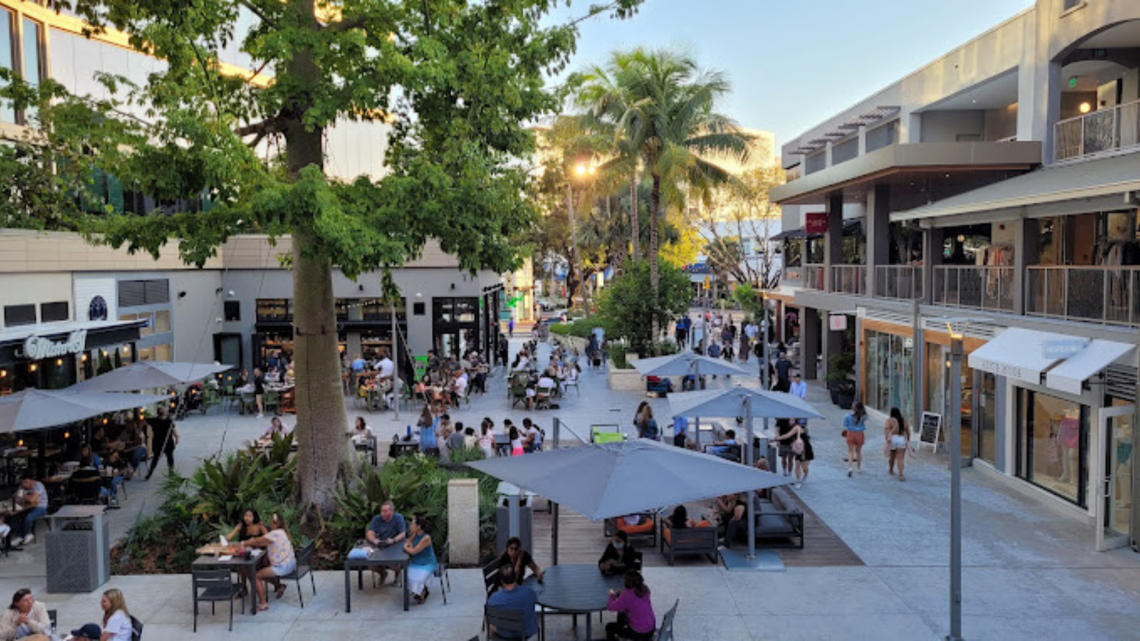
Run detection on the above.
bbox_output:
[406,425,412,439]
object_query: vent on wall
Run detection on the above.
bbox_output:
[1106,365,1136,401]
[3,304,36,327]
[40,302,69,323]
[921,319,1001,340]
[864,309,913,326]
[118,279,170,308]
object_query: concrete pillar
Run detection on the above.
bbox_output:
[824,194,844,292]
[1012,219,1038,315]
[447,479,480,566]
[1019,57,1062,163]
[801,307,820,380]
[346,331,363,360]
[925,227,944,304]
[822,314,843,381]
[866,184,891,297]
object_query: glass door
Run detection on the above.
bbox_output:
[1097,406,1133,551]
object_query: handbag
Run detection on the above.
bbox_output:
[792,435,805,455]
[841,429,848,438]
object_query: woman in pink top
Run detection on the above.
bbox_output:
[605,570,655,640]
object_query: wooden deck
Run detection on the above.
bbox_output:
[528,490,862,569]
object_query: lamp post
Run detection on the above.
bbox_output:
[569,161,596,317]
[946,321,964,641]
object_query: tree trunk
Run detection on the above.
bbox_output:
[285,0,348,519]
[629,172,639,261]
[650,171,661,337]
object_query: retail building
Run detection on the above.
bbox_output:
[771,0,1140,551]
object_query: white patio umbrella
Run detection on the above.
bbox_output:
[0,389,169,433]
[633,352,749,445]
[72,361,232,392]
[668,386,823,568]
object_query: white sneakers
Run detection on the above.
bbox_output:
[22,534,33,544]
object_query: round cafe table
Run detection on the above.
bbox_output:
[523,564,624,641]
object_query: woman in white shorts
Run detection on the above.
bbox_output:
[884,407,912,481]
[239,513,296,611]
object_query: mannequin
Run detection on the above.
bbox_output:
[1057,407,1080,485]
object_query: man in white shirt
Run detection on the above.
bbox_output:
[375,352,395,379]
[522,417,543,451]
[744,322,758,341]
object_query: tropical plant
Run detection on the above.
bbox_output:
[573,48,752,328]
[0,0,644,519]
[597,260,691,354]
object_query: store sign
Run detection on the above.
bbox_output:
[1043,339,1087,359]
[19,330,88,360]
[828,314,847,331]
[88,295,108,321]
[969,354,1037,384]
[805,212,828,235]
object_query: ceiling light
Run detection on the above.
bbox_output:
[1079,102,1092,114]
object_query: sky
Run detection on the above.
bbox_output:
[547,0,1035,151]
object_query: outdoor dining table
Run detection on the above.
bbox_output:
[192,547,266,616]
[523,564,624,641]
[343,543,410,612]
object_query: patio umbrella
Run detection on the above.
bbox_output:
[467,438,792,564]
[0,389,169,433]
[73,361,232,392]
[633,353,750,446]
[667,386,823,567]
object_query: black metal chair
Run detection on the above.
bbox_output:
[654,599,679,641]
[192,568,239,632]
[48,609,56,632]
[69,474,104,505]
[131,615,144,641]
[435,543,451,605]
[276,541,317,607]
[484,604,530,640]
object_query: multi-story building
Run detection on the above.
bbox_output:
[0,1,505,388]
[771,0,1140,552]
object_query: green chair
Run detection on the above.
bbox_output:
[201,388,223,415]
[592,424,623,444]
[264,390,281,415]
[239,391,257,414]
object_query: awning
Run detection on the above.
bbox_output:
[771,219,862,241]
[771,228,805,241]
[1046,340,1135,395]
[893,150,1140,224]
[967,328,1074,385]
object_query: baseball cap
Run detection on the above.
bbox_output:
[70,623,103,639]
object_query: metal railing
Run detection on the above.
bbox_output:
[874,265,924,300]
[803,264,825,291]
[1026,266,1140,325]
[1054,99,1140,161]
[830,265,866,295]
[934,266,1014,312]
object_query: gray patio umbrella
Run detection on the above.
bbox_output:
[668,386,822,567]
[73,361,232,392]
[0,389,170,433]
[467,438,792,564]
[633,353,750,446]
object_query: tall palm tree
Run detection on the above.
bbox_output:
[576,48,752,330]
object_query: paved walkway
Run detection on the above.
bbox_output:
[4,331,1139,639]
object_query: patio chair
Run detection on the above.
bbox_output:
[591,425,623,444]
[48,609,56,632]
[654,599,680,641]
[239,391,256,414]
[200,388,222,415]
[484,604,529,641]
[131,615,144,641]
[276,540,317,607]
[481,558,500,597]
[69,474,104,506]
[562,377,580,396]
[660,519,718,566]
[534,384,555,409]
[435,543,451,605]
[192,568,240,632]
[509,384,528,409]
[263,390,281,415]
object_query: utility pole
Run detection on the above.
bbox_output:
[947,325,964,641]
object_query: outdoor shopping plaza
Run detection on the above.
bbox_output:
[4,0,1140,640]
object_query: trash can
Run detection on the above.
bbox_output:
[495,483,533,554]
[46,506,110,593]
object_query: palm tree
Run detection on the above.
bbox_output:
[576,48,751,330]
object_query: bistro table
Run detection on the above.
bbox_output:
[192,548,266,616]
[343,543,410,612]
[523,564,624,641]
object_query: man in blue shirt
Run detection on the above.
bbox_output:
[486,565,538,639]
[366,500,407,584]
[672,415,689,448]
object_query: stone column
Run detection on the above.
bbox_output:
[824,194,844,292]
[822,313,843,381]
[1012,218,1038,315]
[801,307,820,380]
[447,479,480,566]
[925,226,944,305]
[866,184,891,297]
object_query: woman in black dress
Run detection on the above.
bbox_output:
[775,420,814,489]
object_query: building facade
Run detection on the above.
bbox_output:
[771,0,1140,552]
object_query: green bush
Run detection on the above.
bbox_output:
[549,318,597,339]
[596,260,691,354]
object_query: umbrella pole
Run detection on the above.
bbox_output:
[745,397,756,560]
[552,501,559,566]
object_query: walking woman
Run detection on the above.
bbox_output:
[843,402,868,477]
[885,407,912,481]
[774,420,814,489]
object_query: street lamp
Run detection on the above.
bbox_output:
[568,160,597,316]
[946,320,965,641]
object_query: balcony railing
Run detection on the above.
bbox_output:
[1054,99,1140,162]
[1026,267,1140,325]
[875,265,924,300]
[803,264,825,291]
[830,265,866,295]
[934,266,1014,312]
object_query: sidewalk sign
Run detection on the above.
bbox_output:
[919,411,942,452]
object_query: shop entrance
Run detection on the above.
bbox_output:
[1098,406,1133,551]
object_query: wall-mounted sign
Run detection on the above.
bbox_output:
[828,314,847,331]
[19,330,88,361]
[88,296,108,321]
[805,212,828,235]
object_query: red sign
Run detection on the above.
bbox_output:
[805,212,828,235]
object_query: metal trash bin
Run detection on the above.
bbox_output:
[495,482,533,553]
[46,506,110,593]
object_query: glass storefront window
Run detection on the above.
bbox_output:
[155,344,172,362]
[1017,389,1088,506]
[0,9,14,123]
[977,372,997,464]
[153,310,171,333]
[256,299,290,322]
[21,18,41,124]
[863,330,915,428]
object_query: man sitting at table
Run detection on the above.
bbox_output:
[366,500,407,585]
[9,473,47,546]
[598,530,641,576]
[486,565,538,640]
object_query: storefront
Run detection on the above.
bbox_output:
[861,321,916,428]
[0,319,144,395]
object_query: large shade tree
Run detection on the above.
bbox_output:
[572,48,751,329]
[0,0,641,516]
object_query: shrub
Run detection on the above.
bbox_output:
[596,260,691,354]
[549,318,597,339]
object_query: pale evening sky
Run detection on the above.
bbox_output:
[549,0,1035,150]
